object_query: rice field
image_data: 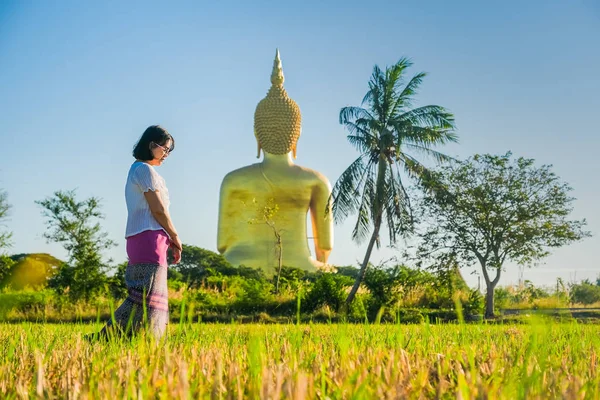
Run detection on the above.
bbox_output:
[0,322,599,399]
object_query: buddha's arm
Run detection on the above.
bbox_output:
[217,178,231,254]
[309,177,334,263]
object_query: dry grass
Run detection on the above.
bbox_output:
[0,322,598,399]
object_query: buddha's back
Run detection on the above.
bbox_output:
[217,162,326,273]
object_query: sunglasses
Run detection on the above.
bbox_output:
[152,142,172,155]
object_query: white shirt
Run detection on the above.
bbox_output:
[125,161,170,238]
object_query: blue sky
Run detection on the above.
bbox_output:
[1,0,598,288]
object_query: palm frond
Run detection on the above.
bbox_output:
[341,119,370,137]
[403,143,456,164]
[362,65,384,106]
[330,155,373,223]
[339,106,373,125]
[381,165,413,242]
[388,58,413,91]
[351,169,376,243]
[397,153,434,182]
[364,65,386,118]
[346,133,379,155]
[397,125,459,148]
[391,71,426,114]
[399,105,456,130]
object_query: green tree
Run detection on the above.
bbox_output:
[173,244,235,288]
[330,58,457,304]
[36,190,116,301]
[570,280,600,305]
[107,261,128,299]
[0,189,12,252]
[304,273,354,313]
[415,153,591,318]
[0,255,15,284]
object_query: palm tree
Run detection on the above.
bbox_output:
[331,58,458,304]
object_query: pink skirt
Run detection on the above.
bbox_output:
[104,229,170,338]
[126,229,170,266]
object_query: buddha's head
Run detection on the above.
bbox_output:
[254,49,302,159]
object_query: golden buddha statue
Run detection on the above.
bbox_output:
[217,49,334,274]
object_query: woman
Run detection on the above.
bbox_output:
[99,125,181,340]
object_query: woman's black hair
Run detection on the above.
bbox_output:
[132,125,175,161]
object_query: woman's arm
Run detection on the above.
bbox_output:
[144,190,182,263]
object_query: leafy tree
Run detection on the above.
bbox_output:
[36,190,116,301]
[0,189,12,251]
[107,261,128,299]
[363,266,397,308]
[570,280,600,305]
[415,153,591,318]
[329,58,457,304]
[276,266,312,293]
[516,280,550,305]
[173,244,236,288]
[304,273,354,312]
[0,255,15,284]
[335,266,360,280]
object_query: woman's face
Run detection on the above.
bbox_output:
[149,139,172,166]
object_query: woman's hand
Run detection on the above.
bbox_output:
[169,235,182,264]
[171,245,182,264]
[170,234,182,251]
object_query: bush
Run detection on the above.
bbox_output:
[303,273,353,312]
[397,308,424,324]
[48,261,109,301]
[233,278,275,313]
[462,290,484,315]
[107,262,127,299]
[0,255,16,285]
[347,294,369,322]
[570,282,600,305]
[275,266,313,293]
[494,287,513,310]
[335,266,360,280]
[363,267,395,307]
[0,290,55,319]
[426,310,458,323]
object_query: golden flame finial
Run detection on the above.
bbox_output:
[270,48,285,86]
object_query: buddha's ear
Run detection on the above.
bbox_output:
[292,143,297,159]
[256,139,262,159]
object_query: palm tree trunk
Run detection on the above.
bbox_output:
[346,155,387,305]
[346,213,382,304]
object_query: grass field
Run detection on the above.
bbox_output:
[0,322,598,399]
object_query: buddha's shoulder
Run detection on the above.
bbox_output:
[221,164,263,184]
[292,165,331,187]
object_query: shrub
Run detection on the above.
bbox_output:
[462,290,484,315]
[397,308,425,324]
[570,281,600,305]
[0,290,55,319]
[426,310,458,323]
[233,278,275,313]
[304,273,353,312]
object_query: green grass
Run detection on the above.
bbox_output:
[0,321,598,399]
